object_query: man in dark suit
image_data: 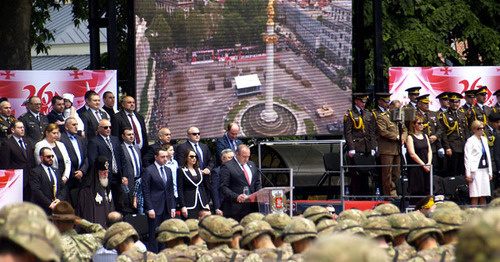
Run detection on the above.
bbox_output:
[0,100,16,143]
[220,144,261,221]
[47,95,66,131]
[211,149,234,216]
[80,92,109,139]
[142,147,176,252]
[0,120,36,201]
[87,119,130,212]
[77,90,97,117]
[143,127,172,167]
[121,127,142,211]
[30,147,68,214]
[111,96,148,154]
[59,117,88,203]
[102,91,117,122]
[18,96,49,147]
[175,126,214,175]
[214,122,243,166]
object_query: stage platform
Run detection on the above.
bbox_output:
[292,200,390,214]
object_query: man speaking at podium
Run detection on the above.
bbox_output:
[220,144,262,221]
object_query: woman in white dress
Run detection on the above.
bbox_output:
[464,120,493,206]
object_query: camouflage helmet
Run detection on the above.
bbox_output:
[185,218,200,239]
[0,215,61,262]
[198,215,233,243]
[434,201,461,211]
[264,212,292,238]
[240,212,264,228]
[363,209,381,219]
[156,218,190,243]
[361,216,393,241]
[337,208,367,223]
[374,203,401,216]
[227,218,244,235]
[303,233,389,262]
[461,207,484,223]
[282,217,318,243]
[334,219,365,235]
[240,220,275,248]
[316,218,337,236]
[407,211,426,222]
[387,213,412,237]
[103,222,139,250]
[429,208,463,233]
[456,208,500,262]
[488,197,500,208]
[303,205,332,224]
[406,216,443,246]
[0,202,47,229]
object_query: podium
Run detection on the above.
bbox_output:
[244,187,292,214]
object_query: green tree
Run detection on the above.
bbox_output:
[148,11,174,53]
[166,9,188,47]
[186,9,208,48]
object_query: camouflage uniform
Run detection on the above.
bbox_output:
[156,218,200,261]
[103,222,157,262]
[0,202,47,228]
[489,197,500,207]
[374,203,401,217]
[362,209,381,219]
[197,244,249,262]
[406,216,443,261]
[264,213,293,259]
[157,244,200,262]
[240,220,282,261]
[333,219,365,235]
[303,234,389,262]
[0,115,16,142]
[434,201,461,211]
[361,217,398,261]
[316,218,337,236]
[282,217,317,259]
[240,212,265,228]
[60,219,106,262]
[337,208,367,223]
[387,213,415,260]
[185,218,208,251]
[429,208,463,262]
[0,214,62,262]
[456,208,500,261]
[302,205,331,224]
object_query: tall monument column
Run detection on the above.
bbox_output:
[260,0,279,122]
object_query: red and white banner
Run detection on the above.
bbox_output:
[0,70,117,118]
[389,67,500,111]
[0,170,23,209]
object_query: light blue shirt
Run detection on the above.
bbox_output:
[166,159,179,198]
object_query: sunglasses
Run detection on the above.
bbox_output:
[190,133,200,136]
[188,155,197,159]
[44,155,55,158]
[101,126,111,129]
[416,122,424,125]
[477,127,484,130]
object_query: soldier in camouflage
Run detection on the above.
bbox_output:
[333,218,365,235]
[363,209,381,219]
[197,215,249,262]
[304,233,389,262]
[361,216,399,261]
[456,208,500,262]
[316,218,337,236]
[240,212,264,228]
[227,218,244,249]
[302,205,332,225]
[0,202,47,229]
[240,220,284,261]
[337,208,367,223]
[434,200,461,211]
[282,217,318,261]
[264,213,293,259]
[406,215,444,262]
[157,218,201,261]
[387,213,416,260]
[185,218,207,250]
[50,201,105,262]
[374,203,400,217]
[0,213,62,262]
[430,208,463,261]
[103,221,157,262]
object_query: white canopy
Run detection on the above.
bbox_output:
[235,74,261,89]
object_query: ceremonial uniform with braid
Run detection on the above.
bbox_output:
[438,109,469,176]
[466,104,494,130]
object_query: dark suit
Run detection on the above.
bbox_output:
[142,163,175,252]
[47,110,65,131]
[88,135,130,211]
[121,143,142,192]
[76,106,88,118]
[111,110,149,154]
[143,141,176,167]
[18,112,49,147]
[80,109,109,139]
[30,165,67,214]
[214,134,242,166]
[0,136,36,200]
[175,141,214,171]
[102,106,116,122]
[59,131,88,189]
[220,159,261,221]
[177,167,211,218]
[210,166,224,210]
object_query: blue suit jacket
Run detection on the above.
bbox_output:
[214,134,242,166]
[142,163,175,215]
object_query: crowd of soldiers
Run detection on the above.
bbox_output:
[2,197,500,261]
[344,86,500,200]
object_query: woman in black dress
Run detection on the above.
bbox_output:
[406,115,432,197]
[177,149,211,219]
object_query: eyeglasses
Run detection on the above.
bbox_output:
[190,133,200,136]
[188,155,197,159]
[44,155,55,158]
[477,93,486,96]
[163,133,171,136]
[31,103,42,106]
[101,126,111,129]
[477,127,484,130]
[416,122,425,125]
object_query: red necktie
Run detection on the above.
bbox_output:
[128,114,141,144]
[241,164,251,185]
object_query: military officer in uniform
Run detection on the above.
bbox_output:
[377,98,407,197]
[372,92,391,119]
[467,86,494,128]
[18,96,49,147]
[404,87,421,109]
[0,100,16,142]
[460,90,476,114]
[416,94,443,176]
[484,113,500,176]
[493,89,500,113]
[344,93,377,195]
[438,92,469,177]
[436,92,449,113]
[103,222,157,261]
